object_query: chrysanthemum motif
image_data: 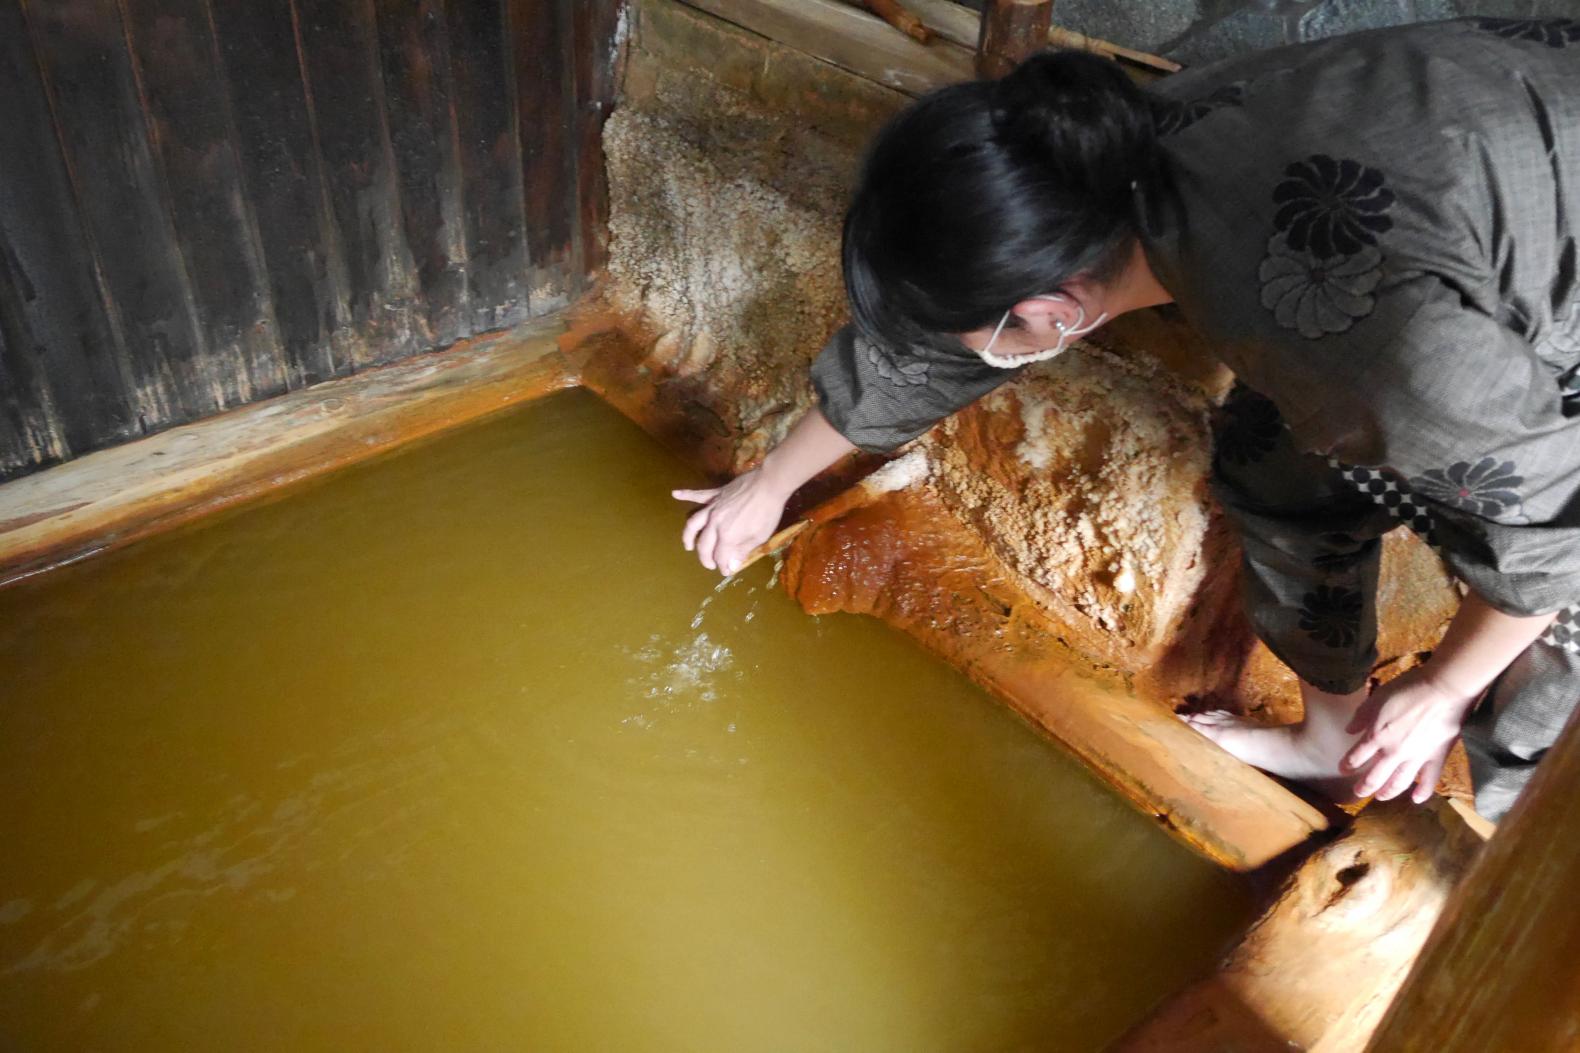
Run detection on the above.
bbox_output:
[1153,82,1245,137]
[1273,156,1395,258]
[860,334,930,387]
[1475,18,1580,48]
[1259,234,1383,339]
[1299,585,1364,648]
[1409,458,1526,519]
[1215,387,1284,466]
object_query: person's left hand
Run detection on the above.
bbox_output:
[1340,665,1482,804]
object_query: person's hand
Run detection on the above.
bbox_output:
[672,469,790,576]
[1340,665,1482,804]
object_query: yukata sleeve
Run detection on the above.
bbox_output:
[1210,384,1396,695]
[1311,275,1580,618]
[808,323,1025,454]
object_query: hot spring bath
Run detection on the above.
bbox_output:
[0,388,1250,1050]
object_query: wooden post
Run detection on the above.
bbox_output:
[1115,800,1485,1052]
[1361,705,1580,1052]
[975,0,1052,79]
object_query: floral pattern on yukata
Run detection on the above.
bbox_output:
[1408,458,1528,522]
[1273,155,1395,258]
[1331,457,1578,654]
[1215,387,1284,466]
[1259,238,1383,338]
[1259,156,1395,338]
[858,333,930,387]
[1474,18,1580,48]
[1298,585,1364,647]
[1153,82,1245,137]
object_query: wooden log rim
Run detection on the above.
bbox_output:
[0,316,576,590]
[673,0,1177,99]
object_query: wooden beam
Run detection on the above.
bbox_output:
[1118,800,1485,1051]
[0,317,576,588]
[891,0,1182,75]
[679,0,974,95]
[1362,706,1580,1052]
[976,0,1053,79]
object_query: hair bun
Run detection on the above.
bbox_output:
[990,50,1157,201]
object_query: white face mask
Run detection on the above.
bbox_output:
[975,293,1108,369]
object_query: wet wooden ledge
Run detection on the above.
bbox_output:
[0,317,577,588]
[778,485,1334,872]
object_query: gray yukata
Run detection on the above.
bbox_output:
[809,17,1580,821]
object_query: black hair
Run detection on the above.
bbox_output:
[842,49,1163,350]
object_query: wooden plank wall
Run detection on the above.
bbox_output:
[0,0,624,482]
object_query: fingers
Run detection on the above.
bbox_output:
[682,507,711,552]
[1342,726,1393,774]
[1368,756,1424,801]
[1342,697,1429,774]
[1412,750,1448,805]
[718,539,753,577]
[672,488,722,504]
[696,520,721,572]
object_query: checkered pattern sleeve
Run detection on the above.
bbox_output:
[1310,276,1580,618]
[809,324,1025,454]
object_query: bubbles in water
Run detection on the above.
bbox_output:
[619,630,738,726]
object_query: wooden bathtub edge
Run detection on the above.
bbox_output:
[0,317,578,589]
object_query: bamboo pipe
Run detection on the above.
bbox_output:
[732,455,922,574]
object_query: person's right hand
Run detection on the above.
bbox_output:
[673,469,789,577]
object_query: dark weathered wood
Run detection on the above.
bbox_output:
[295,0,424,367]
[507,0,577,309]
[0,317,574,587]
[445,0,531,332]
[120,0,289,406]
[570,0,626,288]
[976,0,1052,78]
[681,0,973,95]
[0,268,65,478]
[375,0,470,350]
[209,0,348,388]
[26,0,215,421]
[906,0,1181,75]
[0,0,585,480]
[0,5,140,466]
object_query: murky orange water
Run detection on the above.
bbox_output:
[0,389,1248,1050]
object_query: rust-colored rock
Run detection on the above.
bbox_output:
[782,483,1333,872]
